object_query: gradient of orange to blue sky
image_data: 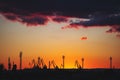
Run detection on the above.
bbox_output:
[0,14,120,69]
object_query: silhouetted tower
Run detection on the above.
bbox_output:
[81,58,84,69]
[110,56,112,69]
[62,55,65,69]
[19,51,22,70]
[8,57,11,70]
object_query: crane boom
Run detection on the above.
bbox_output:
[75,60,81,69]
[51,60,59,69]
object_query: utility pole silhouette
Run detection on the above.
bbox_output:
[8,57,11,70]
[19,51,22,70]
[81,58,84,69]
[62,55,65,69]
[109,56,112,69]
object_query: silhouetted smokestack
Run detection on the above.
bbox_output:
[110,56,112,69]
[8,57,11,70]
[62,55,65,69]
[19,51,22,70]
[81,58,84,69]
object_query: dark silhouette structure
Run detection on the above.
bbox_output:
[48,61,51,69]
[32,59,36,68]
[62,55,65,69]
[50,60,59,69]
[19,51,22,70]
[81,58,84,69]
[0,64,4,71]
[37,57,41,68]
[0,54,120,80]
[12,62,17,71]
[8,57,11,70]
[110,56,112,69]
[75,60,81,69]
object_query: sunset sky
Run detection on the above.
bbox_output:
[0,0,120,69]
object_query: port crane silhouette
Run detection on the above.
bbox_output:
[50,60,59,69]
[75,60,82,69]
[29,57,47,69]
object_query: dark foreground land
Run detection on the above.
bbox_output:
[0,69,120,80]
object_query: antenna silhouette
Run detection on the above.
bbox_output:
[19,51,22,70]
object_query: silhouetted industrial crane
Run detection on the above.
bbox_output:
[19,51,22,70]
[109,56,112,69]
[62,55,65,69]
[8,57,11,70]
[60,64,63,69]
[37,57,41,68]
[75,60,81,69]
[32,59,36,68]
[29,57,47,69]
[81,58,84,69]
[29,59,36,68]
[48,61,51,69]
[12,62,17,71]
[40,58,47,69]
[51,60,59,69]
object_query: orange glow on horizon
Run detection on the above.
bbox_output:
[0,15,120,69]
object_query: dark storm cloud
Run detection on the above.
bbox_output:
[64,14,120,33]
[0,0,120,31]
[106,26,120,33]
[4,13,17,21]
[0,0,120,17]
[2,13,48,26]
[20,16,48,26]
[52,17,68,23]
[81,14,120,26]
